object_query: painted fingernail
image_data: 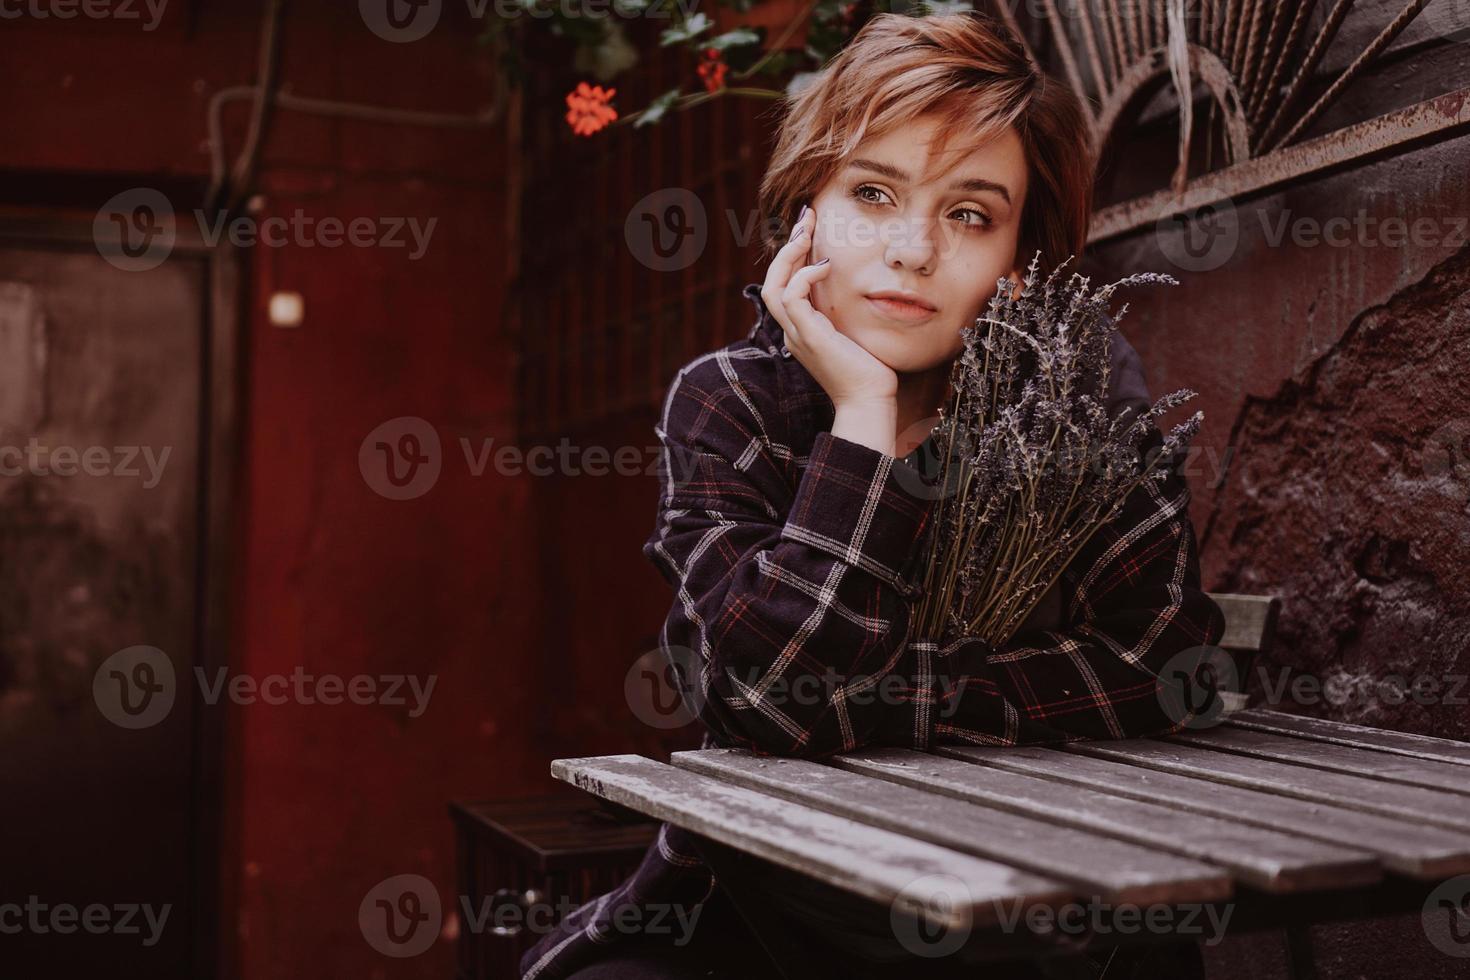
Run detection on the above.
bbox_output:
[815,257,830,266]
[798,203,810,221]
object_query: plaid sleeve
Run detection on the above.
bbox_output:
[643,351,939,759]
[931,424,1227,746]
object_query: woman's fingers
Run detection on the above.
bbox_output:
[780,258,834,354]
[761,205,815,343]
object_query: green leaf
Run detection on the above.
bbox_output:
[659,11,713,45]
[634,88,684,128]
[704,27,760,51]
[914,0,973,14]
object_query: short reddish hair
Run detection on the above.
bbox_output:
[756,11,1094,274]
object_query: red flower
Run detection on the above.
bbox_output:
[697,47,728,93]
[564,81,618,137]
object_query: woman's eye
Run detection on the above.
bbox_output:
[951,207,994,230]
[852,184,992,230]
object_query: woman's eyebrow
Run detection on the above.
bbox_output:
[847,158,1012,205]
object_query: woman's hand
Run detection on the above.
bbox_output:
[761,204,899,455]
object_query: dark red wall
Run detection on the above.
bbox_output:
[4,4,542,977]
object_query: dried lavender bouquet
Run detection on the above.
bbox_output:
[911,253,1203,649]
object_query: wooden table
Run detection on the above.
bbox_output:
[553,708,1470,977]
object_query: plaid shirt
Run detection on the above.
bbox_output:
[520,282,1225,979]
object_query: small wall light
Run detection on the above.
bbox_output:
[269,291,304,328]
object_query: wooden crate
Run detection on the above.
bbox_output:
[449,793,660,980]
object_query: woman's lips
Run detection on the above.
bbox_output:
[866,296,939,322]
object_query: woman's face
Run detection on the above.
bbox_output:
[805,113,1029,374]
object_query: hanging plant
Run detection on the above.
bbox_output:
[479,0,980,137]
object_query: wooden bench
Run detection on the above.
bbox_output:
[551,592,1470,977]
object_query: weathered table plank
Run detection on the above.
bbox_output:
[673,748,1229,905]
[1227,709,1470,768]
[1169,727,1470,796]
[833,748,1376,894]
[945,744,1470,878]
[550,755,1071,928]
[1069,740,1470,832]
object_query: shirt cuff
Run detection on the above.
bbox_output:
[780,431,935,595]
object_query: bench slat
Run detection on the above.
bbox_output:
[1227,709,1470,767]
[945,744,1470,878]
[830,748,1374,894]
[1069,740,1470,832]
[1169,728,1470,796]
[673,748,1230,905]
[550,755,1070,928]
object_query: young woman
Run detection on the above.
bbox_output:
[522,11,1224,979]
